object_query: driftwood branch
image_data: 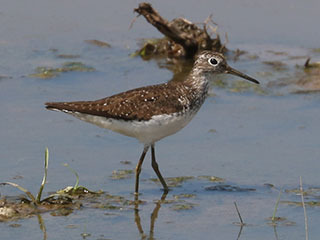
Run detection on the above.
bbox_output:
[134,2,224,58]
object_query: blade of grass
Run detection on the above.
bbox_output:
[272,187,282,222]
[36,148,49,203]
[0,182,37,204]
[234,201,244,225]
[300,176,308,240]
[63,163,79,190]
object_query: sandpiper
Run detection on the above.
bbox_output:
[45,51,259,194]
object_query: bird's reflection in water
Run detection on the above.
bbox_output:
[134,191,168,240]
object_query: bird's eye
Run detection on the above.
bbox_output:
[208,57,218,66]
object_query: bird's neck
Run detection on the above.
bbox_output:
[184,68,210,95]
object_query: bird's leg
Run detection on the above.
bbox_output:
[135,145,149,195]
[151,144,169,192]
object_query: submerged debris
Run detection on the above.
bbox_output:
[295,73,320,93]
[131,38,170,59]
[205,184,256,192]
[40,194,73,205]
[133,2,225,59]
[232,49,247,62]
[85,39,111,48]
[120,160,132,165]
[266,50,288,56]
[263,61,288,71]
[57,54,81,59]
[0,75,12,81]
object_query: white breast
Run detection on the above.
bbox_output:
[65,110,198,145]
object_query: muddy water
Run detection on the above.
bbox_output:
[0,0,320,239]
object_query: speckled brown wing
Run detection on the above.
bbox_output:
[45,83,188,121]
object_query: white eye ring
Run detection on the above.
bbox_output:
[208,57,219,66]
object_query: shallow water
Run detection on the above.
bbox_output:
[0,0,320,239]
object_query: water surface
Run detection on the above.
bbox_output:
[0,1,320,239]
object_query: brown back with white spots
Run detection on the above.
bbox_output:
[46,82,196,121]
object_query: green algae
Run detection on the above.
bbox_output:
[211,78,228,88]
[91,193,145,211]
[281,200,320,207]
[131,38,168,59]
[266,216,296,227]
[208,129,217,134]
[173,193,196,199]
[311,48,320,53]
[150,176,194,187]
[285,187,320,197]
[94,203,123,210]
[230,80,265,94]
[266,50,288,56]
[197,175,225,182]
[29,62,95,79]
[170,202,196,211]
[111,169,134,180]
[120,160,132,165]
[60,62,96,72]
[30,67,60,79]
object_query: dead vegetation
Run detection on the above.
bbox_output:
[0,149,100,222]
[132,2,226,60]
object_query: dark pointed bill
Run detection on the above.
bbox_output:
[226,66,260,84]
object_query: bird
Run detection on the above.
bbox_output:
[45,51,259,194]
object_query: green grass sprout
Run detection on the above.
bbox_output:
[272,187,283,222]
[37,148,49,203]
[63,163,80,191]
